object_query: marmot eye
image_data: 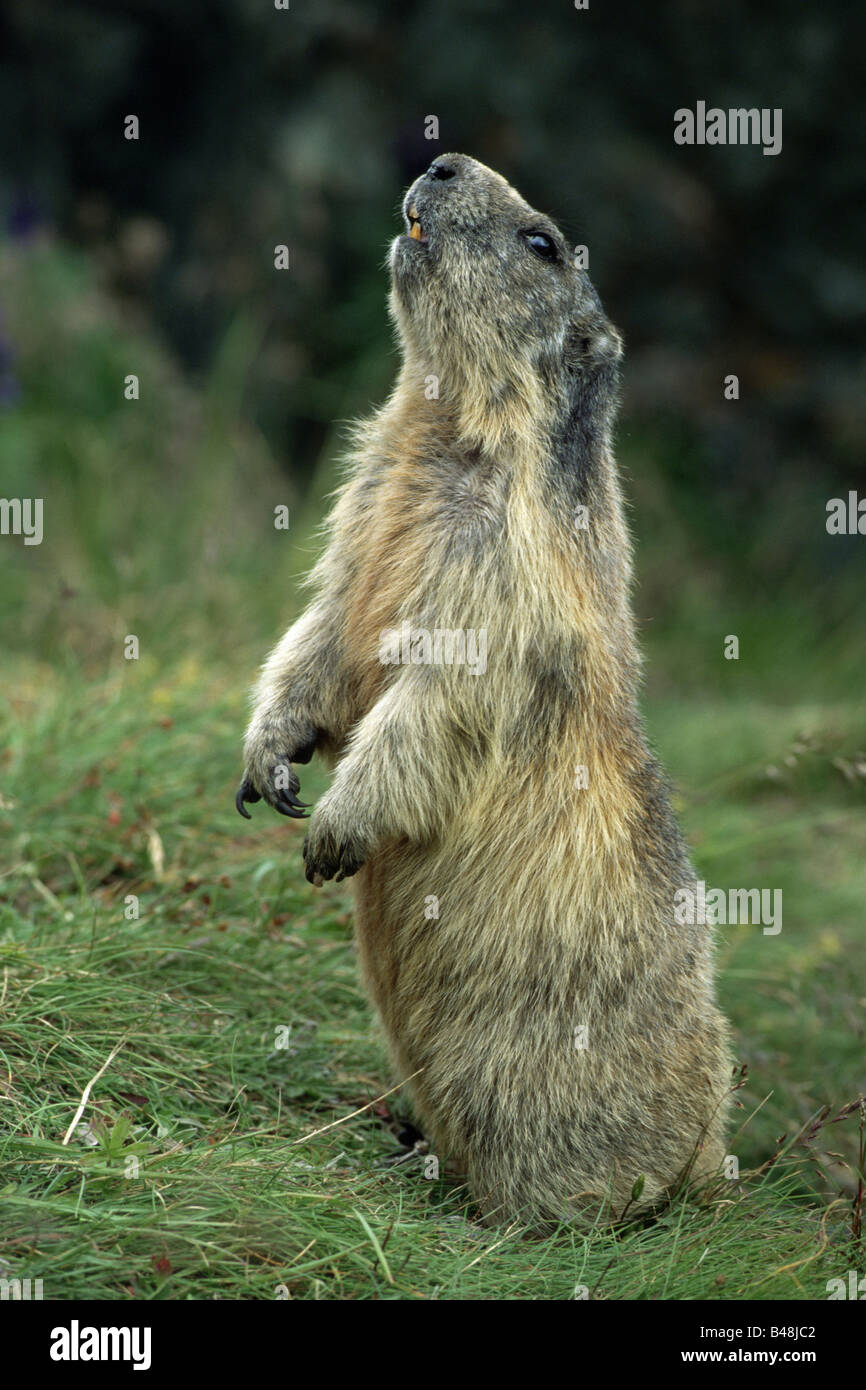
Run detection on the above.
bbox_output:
[524,231,557,262]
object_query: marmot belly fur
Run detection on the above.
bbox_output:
[237,153,732,1225]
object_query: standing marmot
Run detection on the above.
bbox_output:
[237,154,732,1225]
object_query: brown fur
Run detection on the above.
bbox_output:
[238,154,732,1226]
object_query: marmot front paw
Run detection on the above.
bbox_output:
[235,726,318,821]
[302,807,368,885]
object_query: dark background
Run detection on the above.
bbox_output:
[3,1,864,486]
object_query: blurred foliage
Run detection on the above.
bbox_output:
[0,0,864,541]
[0,241,309,666]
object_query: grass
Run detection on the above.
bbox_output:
[0,238,864,1300]
[0,669,863,1299]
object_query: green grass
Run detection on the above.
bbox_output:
[0,239,864,1300]
[0,665,862,1300]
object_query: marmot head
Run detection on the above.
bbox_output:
[389,153,622,452]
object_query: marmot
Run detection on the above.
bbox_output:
[237,154,732,1226]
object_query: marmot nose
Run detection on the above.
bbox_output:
[426,159,457,181]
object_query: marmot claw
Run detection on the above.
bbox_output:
[235,761,310,820]
[302,823,365,885]
[273,787,310,818]
[235,779,261,819]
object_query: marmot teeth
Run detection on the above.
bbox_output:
[407,203,426,241]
